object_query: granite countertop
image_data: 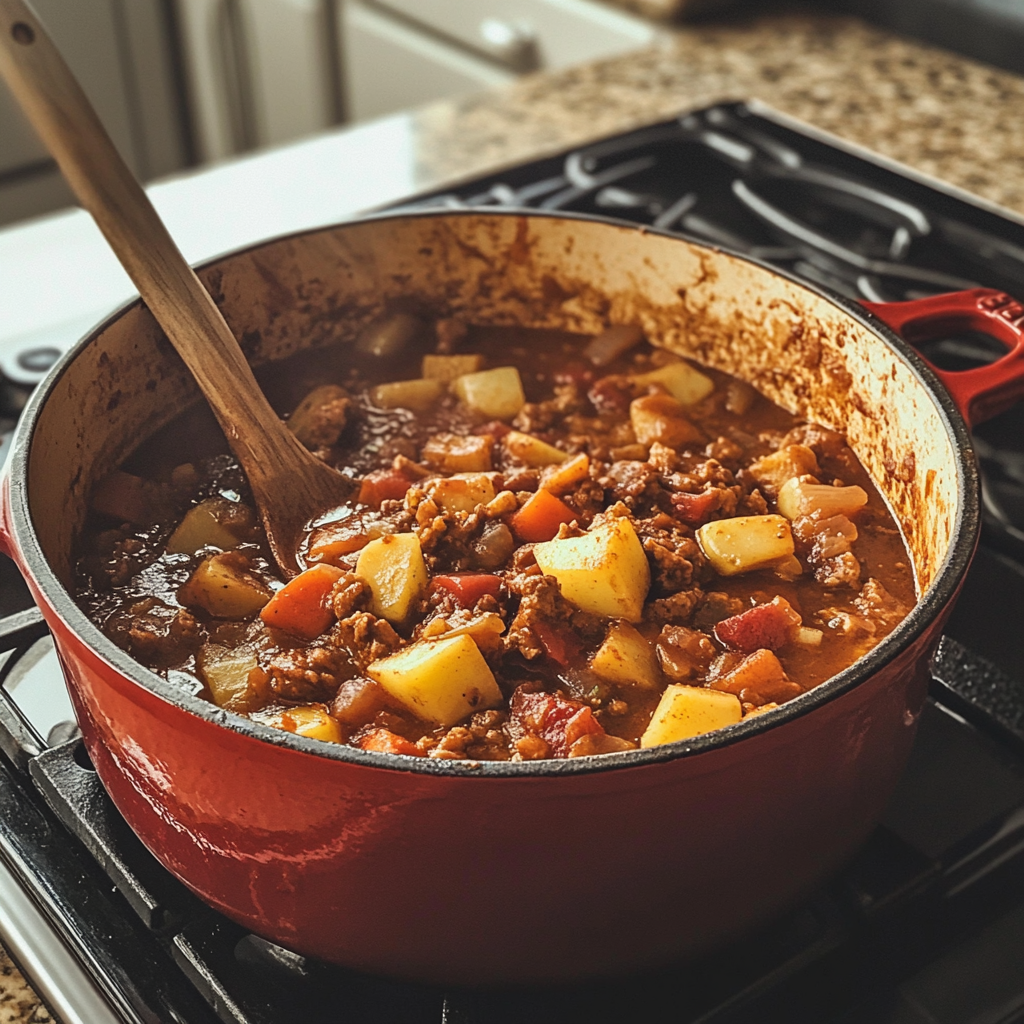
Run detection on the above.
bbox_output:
[411,10,1024,217]
[0,950,52,1024]
[3,9,1023,1023]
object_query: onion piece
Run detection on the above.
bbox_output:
[356,312,423,357]
[584,324,644,366]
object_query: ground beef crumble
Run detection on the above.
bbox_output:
[74,325,917,761]
[328,612,401,672]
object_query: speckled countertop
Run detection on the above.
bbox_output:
[3,9,1024,1023]
[0,950,52,1024]
[412,10,1024,216]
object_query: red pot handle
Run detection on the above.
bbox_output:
[861,288,1024,428]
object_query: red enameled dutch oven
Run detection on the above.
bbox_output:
[1,210,1023,986]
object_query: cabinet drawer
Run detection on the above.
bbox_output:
[371,0,655,72]
[341,2,513,124]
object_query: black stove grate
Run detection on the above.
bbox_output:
[2,101,1024,1023]
[400,101,1024,570]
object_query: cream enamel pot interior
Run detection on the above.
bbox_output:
[2,209,1016,985]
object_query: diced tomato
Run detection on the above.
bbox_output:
[564,707,601,749]
[587,376,632,415]
[510,688,604,758]
[430,573,504,608]
[358,728,421,756]
[510,489,577,543]
[529,619,582,667]
[357,469,413,508]
[714,597,801,653]
[553,360,594,387]
[474,420,512,440]
[260,563,345,640]
[671,489,723,526]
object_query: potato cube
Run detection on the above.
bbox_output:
[630,362,714,405]
[590,621,660,689]
[178,553,272,618]
[541,453,590,494]
[453,366,526,420]
[166,497,254,556]
[355,533,428,623]
[255,704,344,743]
[533,516,650,621]
[777,478,869,520]
[370,378,444,412]
[287,385,351,448]
[422,432,493,473]
[367,634,503,727]
[503,430,568,467]
[422,353,485,382]
[696,514,796,576]
[428,473,497,514]
[630,394,702,448]
[197,643,259,710]
[640,685,741,747]
[748,445,820,493]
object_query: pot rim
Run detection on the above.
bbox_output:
[5,207,980,778]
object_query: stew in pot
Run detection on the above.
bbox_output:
[74,316,914,760]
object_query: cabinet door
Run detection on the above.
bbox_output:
[177,0,338,161]
[243,0,337,148]
[375,0,655,71]
[0,0,141,225]
[340,1,512,124]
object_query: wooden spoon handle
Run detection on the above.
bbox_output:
[0,0,311,490]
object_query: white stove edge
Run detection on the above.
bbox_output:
[0,846,123,1024]
[0,109,422,379]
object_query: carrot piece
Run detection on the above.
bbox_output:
[510,489,576,543]
[259,563,345,640]
[359,728,422,756]
[710,648,788,696]
[430,573,504,608]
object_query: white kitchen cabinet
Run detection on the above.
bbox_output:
[176,0,339,162]
[375,0,656,72]
[0,0,188,227]
[340,1,514,124]
[337,0,658,125]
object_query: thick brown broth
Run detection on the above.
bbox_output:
[74,321,915,761]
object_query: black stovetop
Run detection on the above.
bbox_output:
[2,101,1024,1024]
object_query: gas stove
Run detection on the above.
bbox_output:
[2,101,1024,1024]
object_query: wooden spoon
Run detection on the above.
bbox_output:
[0,0,354,575]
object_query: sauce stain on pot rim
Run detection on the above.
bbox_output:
[0,208,981,777]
